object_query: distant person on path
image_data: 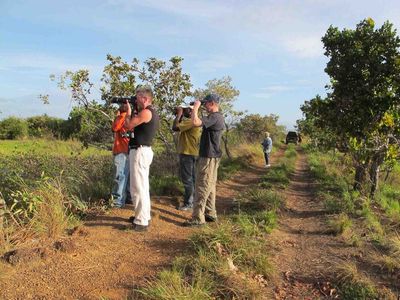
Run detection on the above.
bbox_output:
[111,102,131,208]
[183,93,225,227]
[172,104,202,211]
[125,85,159,232]
[262,131,273,168]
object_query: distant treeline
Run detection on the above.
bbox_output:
[0,107,112,144]
[0,110,286,149]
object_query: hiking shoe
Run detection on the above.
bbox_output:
[182,220,205,227]
[133,224,148,232]
[128,216,151,226]
[178,204,193,211]
[205,215,217,223]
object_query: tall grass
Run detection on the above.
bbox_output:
[0,176,82,253]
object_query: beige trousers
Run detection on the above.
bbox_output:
[192,157,220,223]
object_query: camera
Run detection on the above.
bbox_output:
[111,96,137,104]
[121,131,134,139]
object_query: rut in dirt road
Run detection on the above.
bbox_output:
[269,148,346,299]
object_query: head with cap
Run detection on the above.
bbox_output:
[202,93,220,113]
[135,84,153,109]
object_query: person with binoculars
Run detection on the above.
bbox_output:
[172,104,202,211]
[183,93,224,227]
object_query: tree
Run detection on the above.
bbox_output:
[236,113,285,143]
[301,18,400,197]
[49,55,192,150]
[193,76,242,159]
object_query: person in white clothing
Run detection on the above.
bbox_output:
[124,85,159,232]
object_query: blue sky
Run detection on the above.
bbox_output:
[1,0,400,129]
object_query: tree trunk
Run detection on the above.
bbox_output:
[369,154,385,198]
[222,135,232,159]
[353,164,367,191]
[0,197,5,244]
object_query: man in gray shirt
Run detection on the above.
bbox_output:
[183,93,224,226]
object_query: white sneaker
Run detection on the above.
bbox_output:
[265,164,271,168]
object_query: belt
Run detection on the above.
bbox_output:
[130,145,150,150]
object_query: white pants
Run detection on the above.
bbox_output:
[129,147,153,226]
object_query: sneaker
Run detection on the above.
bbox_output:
[264,164,271,168]
[178,205,193,211]
[205,215,217,223]
[182,220,205,227]
[133,224,148,232]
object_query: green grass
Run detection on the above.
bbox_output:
[0,139,109,156]
[335,262,378,300]
[376,184,400,223]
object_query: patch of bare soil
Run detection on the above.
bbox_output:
[267,148,360,299]
[0,153,275,300]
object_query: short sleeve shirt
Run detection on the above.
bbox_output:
[177,119,202,156]
[199,112,225,158]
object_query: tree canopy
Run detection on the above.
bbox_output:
[300,18,400,196]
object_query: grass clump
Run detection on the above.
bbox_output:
[328,213,352,235]
[237,189,282,213]
[135,268,214,300]
[335,262,378,300]
[0,176,83,252]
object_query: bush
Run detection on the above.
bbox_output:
[0,117,28,140]
[26,115,66,139]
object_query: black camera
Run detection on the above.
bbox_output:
[111,96,137,104]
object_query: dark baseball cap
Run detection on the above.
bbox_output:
[203,93,220,103]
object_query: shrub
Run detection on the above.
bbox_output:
[0,117,28,140]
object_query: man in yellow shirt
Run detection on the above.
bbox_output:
[172,104,202,210]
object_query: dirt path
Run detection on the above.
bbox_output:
[0,157,270,300]
[268,148,353,299]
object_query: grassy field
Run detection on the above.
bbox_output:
[0,139,110,156]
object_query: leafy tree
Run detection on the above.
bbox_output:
[236,113,285,143]
[193,76,242,158]
[298,95,337,150]
[301,18,400,197]
[0,117,28,140]
[48,55,192,149]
